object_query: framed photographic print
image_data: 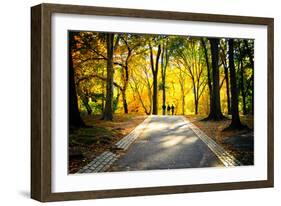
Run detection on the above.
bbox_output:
[31,3,274,202]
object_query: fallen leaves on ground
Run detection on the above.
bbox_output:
[68,114,147,173]
[186,114,254,165]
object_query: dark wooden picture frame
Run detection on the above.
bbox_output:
[31,3,274,202]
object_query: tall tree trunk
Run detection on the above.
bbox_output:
[102,33,115,120]
[201,38,213,115]
[244,40,254,114]
[192,80,198,115]
[101,68,105,113]
[81,96,92,115]
[149,44,161,115]
[161,44,166,115]
[148,84,152,115]
[239,58,247,115]
[120,65,129,114]
[143,67,153,114]
[221,48,231,115]
[195,100,199,115]
[224,64,231,115]
[113,88,120,112]
[162,80,166,115]
[121,89,128,114]
[182,94,185,115]
[219,41,231,115]
[251,73,254,115]
[160,42,169,115]
[123,64,129,114]
[195,84,199,115]
[68,32,85,127]
[152,74,158,115]
[121,40,131,114]
[179,81,185,115]
[227,39,244,129]
[207,38,225,120]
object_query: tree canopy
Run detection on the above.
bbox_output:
[69,31,254,130]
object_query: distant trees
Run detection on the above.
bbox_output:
[174,61,191,115]
[130,64,152,115]
[116,35,141,114]
[172,37,207,115]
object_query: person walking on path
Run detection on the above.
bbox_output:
[162,104,166,115]
[171,104,175,115]
[167,105,171,115]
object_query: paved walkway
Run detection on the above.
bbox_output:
[77,115,241,174]
[110,116,224,172]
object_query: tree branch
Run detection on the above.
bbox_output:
[77,74,122,90]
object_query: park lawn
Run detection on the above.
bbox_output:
[186,114,254,165]
[69,114,147,173]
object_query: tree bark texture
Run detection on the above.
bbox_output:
[68,32,85,127]
[102,33,115,120]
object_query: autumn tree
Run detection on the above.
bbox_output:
[173,37,207,115]
[72,32,108,115]
[130,67,152,114]
[244,39,254,114]
[73,32,120,120]
[226,38,245,129]
[201,38,213,115]
[220,39,231,114]
[234,40,254,115]
[206,38,225,120]
[160,37,171,115]
[68,31,254,124]
[102,33,115,120]
[115,34,143,114]
[237,40,247,115]
[173,61,192,115]
[148,37,162,115]
[68,31,85,127]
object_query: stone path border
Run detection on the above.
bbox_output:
[181,116,242,167]
[76,116,151,173]
[77,115,241,173]
[77,151,118,173]
[115,116,152,150]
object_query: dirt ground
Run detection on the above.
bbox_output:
[68,114,147,173]
[69,113,254,173]
[186,114,254,165]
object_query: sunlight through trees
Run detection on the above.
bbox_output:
[68,31,254,130]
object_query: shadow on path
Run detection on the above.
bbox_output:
[110,116,224,172]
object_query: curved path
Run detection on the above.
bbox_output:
[110,115,224,172]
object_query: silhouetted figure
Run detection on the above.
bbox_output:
[162,104,166,115]
[171,105,175,115]
[167,105,171,115]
